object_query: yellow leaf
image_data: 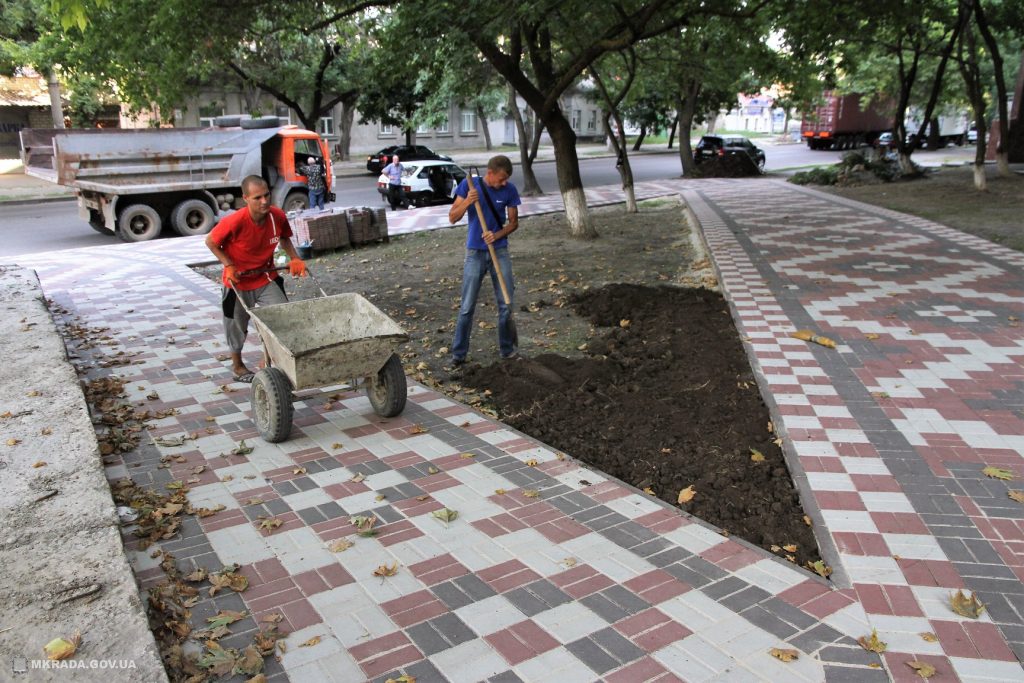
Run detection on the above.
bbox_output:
[350,473,366,483]
[427,466,439,474]
[803,515,812,526]
[415,495,430,501]
[409,425,429,434]
[300,636,321,648]
[769,647,799,662]
[373,562,399,577]
[950,589,985,618]
[6,438,20,446]
[522,489,539,498]
[677,485,696,504]
[331,443,343,449]
[619,319,631,328]
[525,459,539,467]
[906,661,937,679]
[562,558,577,567]
[293,467,307,475]
[258,517,283,532]
[459,452,475,459]
[865,333,880,340]
[783,544,798,553]
[1009,491,1024,503]
[328,538,353,552]
[555,452,566,461]
[919,632,938,642]
[810,560,832,578]
[750,448,765,462]
[43,632,81,660]
[385,675,416,683]
[432,507,459,524]
[32,461,47,468]
[858,629,887,653]
[983,466,1013,480]
[494,489,506,495]
[643,487,656,496]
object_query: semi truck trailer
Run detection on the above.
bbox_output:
[800,92,890,150]
[20,118,333,242]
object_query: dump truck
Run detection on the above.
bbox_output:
[19,117,334,242]
[800,92,890,150]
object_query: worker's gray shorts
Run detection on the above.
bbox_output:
[222,281,287,353]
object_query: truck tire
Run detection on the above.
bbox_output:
[283,191,309,213]
[240,116,281,129]
[170,199,216,237]
[213,115,242,127]
[252,367,293,443]
[366,353,407,418]
[117,204,162,242]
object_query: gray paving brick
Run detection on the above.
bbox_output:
[616,521,657,544]
[406,613,475,655]
[374,658,446,683]
[601,584,651,616]
[349,459,391,476]
[1011,642,1024,664]
[702,576,748,601]
[505,579,571,617]
[953,562,1017,580]
[934,537,974,563]
[271,480,298,497]
[487,672,524,683]
[504,469,545,488]
[818,645,883,667]
[979,593,1022,623]
[431,581,475,610]
[566,636,620,674]
[663,561,713,588]
[313,456,343,471]
[759,597,820,631]
[963,538,1004,564]
[576,508,630,532]
[376,482,426,502]
[964,576,1024,595]
[301,458,325,474]
[638,539,685,564]
[721,585,771,612]
[317,501,344,519]
[292,476,317,492]
[591,627,645,664]
[823,665,890,683]
[581,589,644,624]
[548,492,595,514]
[681,555,729,582]
[602,525,645,549]
[296,506,326,525]
[452,573,496,602]
[738,605,797,639]
[537,484,573,500]
[787,622,845,654]
[265,497,291,515]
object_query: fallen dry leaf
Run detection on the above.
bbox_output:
[409,425,429,434]
[460,452,475,459]
[619,319,631,328]
[328,538,353,552]
[750,448,765,463]
[427,466,439,474]
[919,632,938,642]
[865,333,880,340]
[982,466,1013,480]
[522,489,539,498]
[858,629,887,653]
[783,544,798,553]
[258,517,283,532]
[385,675,416,683]
[1009,491,1024,503]
[300,636,321,648]
[643,487,656,496]
[6,438,20,446]
[525,458,539,467]
[769,647,799,662]
[494,489,506,495]
[373,562,399,577]
[906,660,937,679]
[432,507,458,524]
[950,589,985,618]
[677,485,696,504]
[32,461,47,468]
[231,440,254,456]
[43,632,81,660]
[809,560,832,578]
[350,473,366,483]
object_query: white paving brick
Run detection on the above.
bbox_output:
[881,533,947,561]
[206,521,275,565]
[515,646,595,683]
[860,491,915,513]
[532,601,606,643]
[732,559,806,594]
[948,656,1024,682]
[311,583,396,647]
[431,638,509,681]
[806,472,856,491]
[820,510,878,533]
[865,614,944,655]
[456,594,525,636]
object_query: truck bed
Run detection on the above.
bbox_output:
[20,127,281,194]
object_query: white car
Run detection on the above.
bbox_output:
[376,160,467,208]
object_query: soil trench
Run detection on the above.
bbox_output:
[461,283,822,568]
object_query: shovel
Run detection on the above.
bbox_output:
[466,172,518,349]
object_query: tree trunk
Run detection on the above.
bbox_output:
[546,114,597,238]
[677,80,701,176]
[632,124,646,151]
[337,96,356,161]
[972,0,1011,176]
[667,115,678,149]
[508,85,543,196]
[46,70,65,129]
[1007,52,1024,162]
[476,104,493,150]
[958,18,988,191]
[604,112,636,213]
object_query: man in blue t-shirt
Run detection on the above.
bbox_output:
[381,155,407,210]
[448,154,521,366]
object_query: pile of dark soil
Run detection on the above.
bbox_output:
[689,154,761,178]
[462,283,821,568]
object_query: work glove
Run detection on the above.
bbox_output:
[225,265,239,284]
[288,258,308,277]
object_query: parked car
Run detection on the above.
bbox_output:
[966,126,978,144]
[366,145,453,174]
[693,135,765,171]
[376,160,467,208]
[875,131,894,148]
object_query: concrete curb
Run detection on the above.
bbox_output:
[0,266,167,682]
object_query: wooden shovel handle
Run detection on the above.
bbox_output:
[467,175,512,305]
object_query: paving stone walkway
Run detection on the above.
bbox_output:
[11,178,1024,682]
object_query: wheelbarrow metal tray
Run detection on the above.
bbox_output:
[249,293,408,391]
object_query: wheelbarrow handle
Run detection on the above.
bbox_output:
[232,265,328,298]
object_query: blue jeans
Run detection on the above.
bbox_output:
[451,247,516,360]
[309,189,325,210]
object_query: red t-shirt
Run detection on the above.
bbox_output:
[208,206,293,291]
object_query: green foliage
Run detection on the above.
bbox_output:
[789,149,923,186]
[788,166,841,185]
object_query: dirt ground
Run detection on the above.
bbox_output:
[196,198,824,569]
[823,165,1024,253]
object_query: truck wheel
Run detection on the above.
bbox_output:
[240,116,282,129]
[117,204,162,242]
[283,192,309,213]
[252,367,293,443]
[366,353,407,418]
[170,199,216,237]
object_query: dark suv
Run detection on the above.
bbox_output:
[694,135,766,171]
[366,145,453,174]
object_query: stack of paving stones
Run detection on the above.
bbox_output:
[9,177,1023,682]
[346,206,384,245]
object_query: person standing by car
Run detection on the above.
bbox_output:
[205,175,308,383]
[448,154,521,365]
[300,156,326,210]
[382,155,407,210]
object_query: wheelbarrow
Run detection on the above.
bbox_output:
[232,268,409,443]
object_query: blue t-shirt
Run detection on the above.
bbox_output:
[383,162,404,185]
[456,177,522,250]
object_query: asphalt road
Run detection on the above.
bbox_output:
[2,142,972,259]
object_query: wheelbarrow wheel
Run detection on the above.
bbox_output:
[367,353,406,418]
[252,367,293,443]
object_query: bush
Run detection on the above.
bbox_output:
[788,149,924,186]
[689,154,761,178]
[789,167,840,185]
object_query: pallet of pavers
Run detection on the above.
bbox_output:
[305,211,349,250]
[346,207,388,245]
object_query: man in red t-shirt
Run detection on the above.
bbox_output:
[205,175,308,382]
